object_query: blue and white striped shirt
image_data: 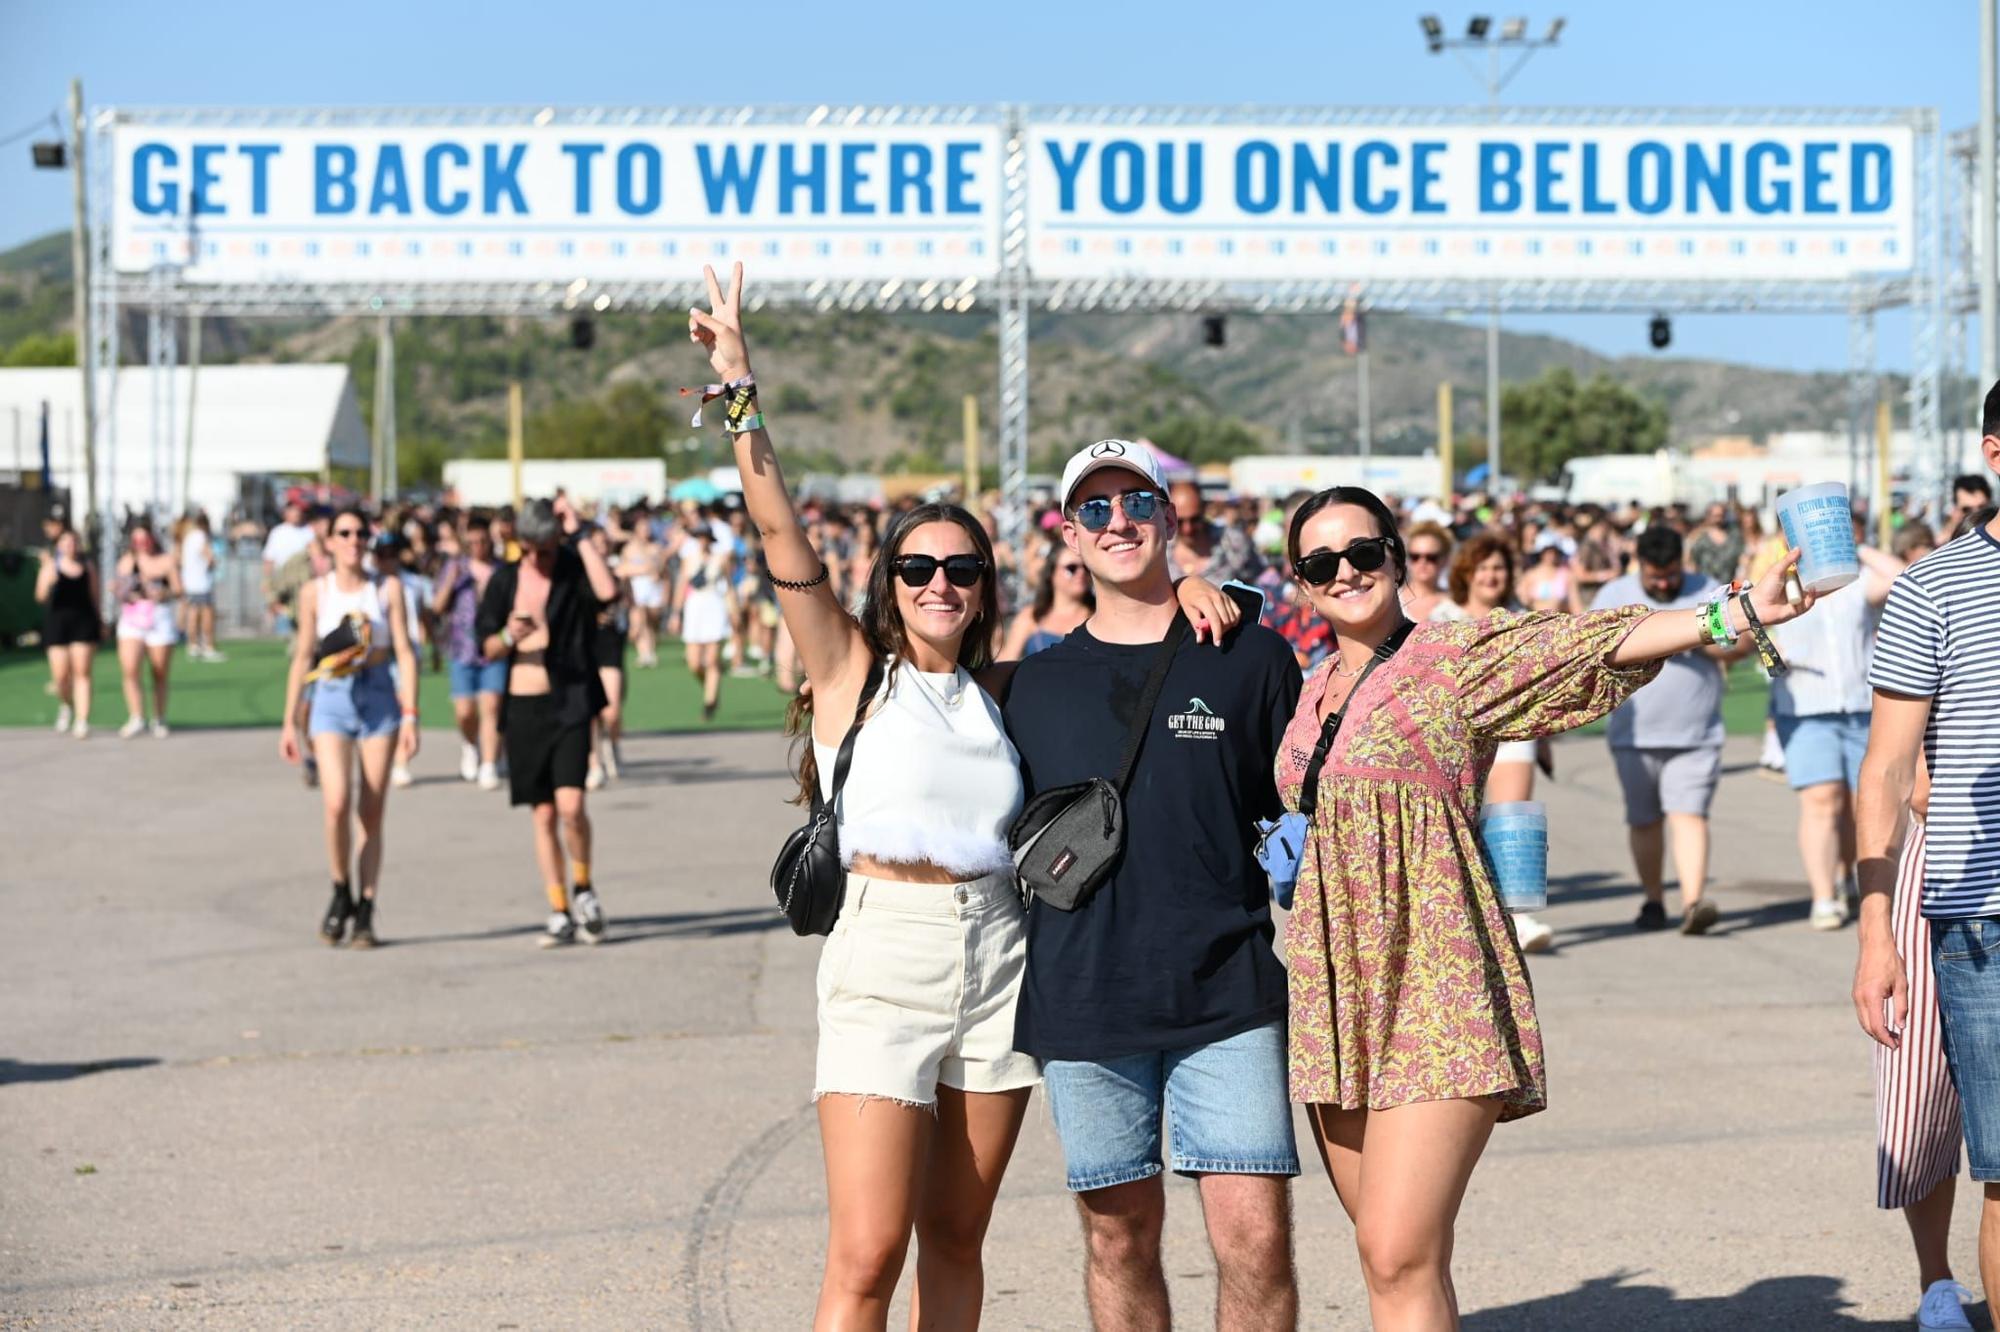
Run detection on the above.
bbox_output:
[1869,525,2000,919]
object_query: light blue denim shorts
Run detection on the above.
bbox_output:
[308,668,401,741]
[1931,917,2000,1180]
[1040,1020,1299,1193]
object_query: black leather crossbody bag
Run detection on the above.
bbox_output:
[770,657,887,936]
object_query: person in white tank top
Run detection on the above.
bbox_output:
[687,264,1243,1328]
[278,506,421,951]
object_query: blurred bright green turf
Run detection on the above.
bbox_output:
[4,637,1774,736]
[0,638,793,733]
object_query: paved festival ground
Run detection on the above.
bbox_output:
[3,722,1992,1329]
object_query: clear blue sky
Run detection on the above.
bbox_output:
[0,0,1979,375]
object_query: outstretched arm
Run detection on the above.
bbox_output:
[689,264,869,712]
[1607,547,1815,668]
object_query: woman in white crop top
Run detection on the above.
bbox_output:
[689,265,1240,1330]
[277,505,421,951]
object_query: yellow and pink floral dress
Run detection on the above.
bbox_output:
[1275,608,1660,1121]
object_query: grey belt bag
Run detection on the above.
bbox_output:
[1008,614,1188,911]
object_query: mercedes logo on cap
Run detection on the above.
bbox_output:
[1090,441,1126,458]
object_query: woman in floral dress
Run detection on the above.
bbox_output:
[1275,486,1820,1329]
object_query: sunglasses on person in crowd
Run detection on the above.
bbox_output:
[1407,548,1444,565]
[891,554,987,588]
[1057,561,1087,577]
[1072,488,1163,532]
[1293,537,1395,586]
[331,525,366,540]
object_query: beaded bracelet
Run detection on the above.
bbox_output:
[769,562,830,592]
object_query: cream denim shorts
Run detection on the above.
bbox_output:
[814,871,1040,1106]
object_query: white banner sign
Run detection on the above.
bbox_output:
[108,115,1918,288]
[111,122,1004,283]
[1026,123,1915,282]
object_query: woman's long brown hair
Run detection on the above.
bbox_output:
[786,503,999,806]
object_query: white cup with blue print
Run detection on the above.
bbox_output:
[1774,482,1861,595]
[1480,800,1549,911]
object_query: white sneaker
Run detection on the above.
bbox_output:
[1810,898,1848,931]
[1513,913,1555,954]
[1759,727,1786,770]
[536,911,576,949]
[72,722,89,740]
[477,762,501,791]
[55,704,73,734]
[585,761,605,791]
[1917,1278,1974,1330]
[150,719,170,739]
[459,742,479,783]
[573,888,606,944]
[390,764,413,788]
[119,716,146,739]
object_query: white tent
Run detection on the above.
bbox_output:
[0,364,369,524]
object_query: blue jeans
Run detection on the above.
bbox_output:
[1931,916,2000,1180]
[308,668,401,741]
[448,657,508,700]
[1040,1021,1299,1193]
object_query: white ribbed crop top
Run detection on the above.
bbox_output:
[814,661,1023,878]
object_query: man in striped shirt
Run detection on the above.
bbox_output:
[1855,385,2000,1313]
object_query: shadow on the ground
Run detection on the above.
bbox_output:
[1543,873,1821,952]
[1463,1270,1987,1330]
[389,906,784,948]
[0,1056,161,1086]
[604,755,795,789]
[600,907,788,945]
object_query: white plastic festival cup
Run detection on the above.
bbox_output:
[1774,482,1861,594]
[1480,801,1549,911]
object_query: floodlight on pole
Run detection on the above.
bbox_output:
[1418,14,1568,499]
[31,141,66,169]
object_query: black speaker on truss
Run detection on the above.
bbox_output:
[1201,315,1226,347]
[31,141,66,169]
[570,317,595,350]
[1648,315,1671,350]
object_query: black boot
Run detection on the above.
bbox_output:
[320,881,354,946]
[349,896,377,949]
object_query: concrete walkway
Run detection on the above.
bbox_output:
[0,726,1987,1329]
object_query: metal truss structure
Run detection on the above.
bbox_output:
[83,102,1953,560]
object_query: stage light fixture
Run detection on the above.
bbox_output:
[1500,17,1527,41]
[1466,15,1492,39]
[1545,17,1565,41]
[1648,315,1672,350]
[1420,14,1445,51]
[1202,315,1227,347]
[31,141,65,169]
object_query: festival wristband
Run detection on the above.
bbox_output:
[1736,589,1788,677]
[680,372,756,427]
[725,410,766,434]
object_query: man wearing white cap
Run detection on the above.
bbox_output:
[1003,439,1303,1329]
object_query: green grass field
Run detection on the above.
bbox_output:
[2,637,1776,737]
[0,639,793,733]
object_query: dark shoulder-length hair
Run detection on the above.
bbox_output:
[1030,539,1093,621]
[786,502,999,805]
[1448,532,1517,606]
[1285,485,1407,586]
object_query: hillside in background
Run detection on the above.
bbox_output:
[1,230,1907,485]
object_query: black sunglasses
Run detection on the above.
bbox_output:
[892,554,986,588]
[1294,537,1395,586]
[1073,489,1162,532]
